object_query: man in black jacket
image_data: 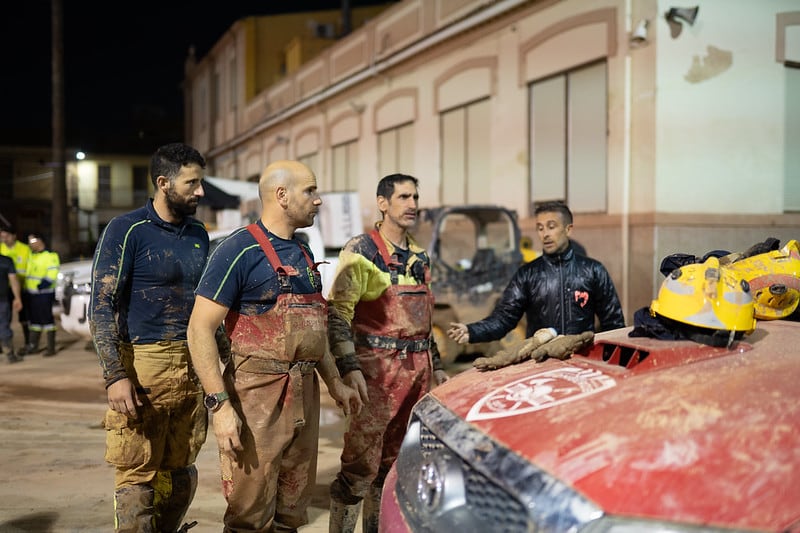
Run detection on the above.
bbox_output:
[448,201,625,345]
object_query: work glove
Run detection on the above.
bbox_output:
[38,279,53,290]
[528,331,594,363]
[474,327,556,370]
[474,330,594,370]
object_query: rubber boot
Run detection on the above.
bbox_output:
[153,465,198,533]
[361,483,383,533]
[44,330,56,356]
[21,322,29,346]
[18,330,40,356]
[329,499,361,533]
[114,484,156,533]
[3,340,20,363]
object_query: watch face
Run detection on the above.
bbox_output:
[204,391,229,410]
[204,394,219,410]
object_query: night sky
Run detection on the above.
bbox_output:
[1,1,397,155]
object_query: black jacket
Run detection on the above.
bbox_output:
[468,246,625,342]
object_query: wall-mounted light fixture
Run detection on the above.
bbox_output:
[630,19,649,47]
[665,6,699,38]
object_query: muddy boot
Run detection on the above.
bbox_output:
[361,482,383,533]
[3,340,20,363]
[44,330,56,356]
[330,477,363,533]
[114,484,156,533]
[153,465,198,533]
[329,499,361,533]
[18,330,40,356]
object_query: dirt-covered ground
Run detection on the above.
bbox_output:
[0,326,355,533]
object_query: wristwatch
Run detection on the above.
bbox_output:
[203,391,230,412]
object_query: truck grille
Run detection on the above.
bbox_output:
[420,424,529,532]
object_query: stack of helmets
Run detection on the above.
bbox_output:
[725,239,800,320]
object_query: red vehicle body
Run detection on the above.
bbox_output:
[381,320,800,532]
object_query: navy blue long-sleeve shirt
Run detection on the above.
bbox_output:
[89,200,209,387]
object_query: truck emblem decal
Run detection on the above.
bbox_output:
[466,367,616,421]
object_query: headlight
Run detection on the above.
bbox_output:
[72,282,91,295]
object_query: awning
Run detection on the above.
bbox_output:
[200,176,259,210]
[200,180,240,209]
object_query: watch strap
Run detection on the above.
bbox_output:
[213,391,230,403]
[205,391,230,411]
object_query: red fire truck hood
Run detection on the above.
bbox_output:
[428,322,800,531]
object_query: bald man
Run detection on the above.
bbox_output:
[187,160,362,532]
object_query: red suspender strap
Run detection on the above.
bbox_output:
[369,228,403,284]
[246,223,314,275]
[369,228,396,268]
[247,223,287,273]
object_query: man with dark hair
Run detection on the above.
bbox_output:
[448,200,624,345]
[90,142,224,532]
[327,173,449,533]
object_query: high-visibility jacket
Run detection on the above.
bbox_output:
[25,250,60,294]
[0,240,31,282]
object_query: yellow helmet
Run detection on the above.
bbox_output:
[651,256,756,334]
[727,239,800,320]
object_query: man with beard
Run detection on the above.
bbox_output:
[326,173,449,532]
[187,160,362,531]
[90,142,227,532]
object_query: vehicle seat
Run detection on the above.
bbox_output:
[470,248,496,273]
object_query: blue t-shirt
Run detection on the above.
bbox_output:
[90,200,209,386]
[90,201,209,345]
[196,221,321,316]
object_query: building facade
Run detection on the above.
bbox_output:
[183,0,800,321]
[0,147,152,258]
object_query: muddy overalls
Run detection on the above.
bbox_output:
[219,224,327,532]
[333,229,434,524]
